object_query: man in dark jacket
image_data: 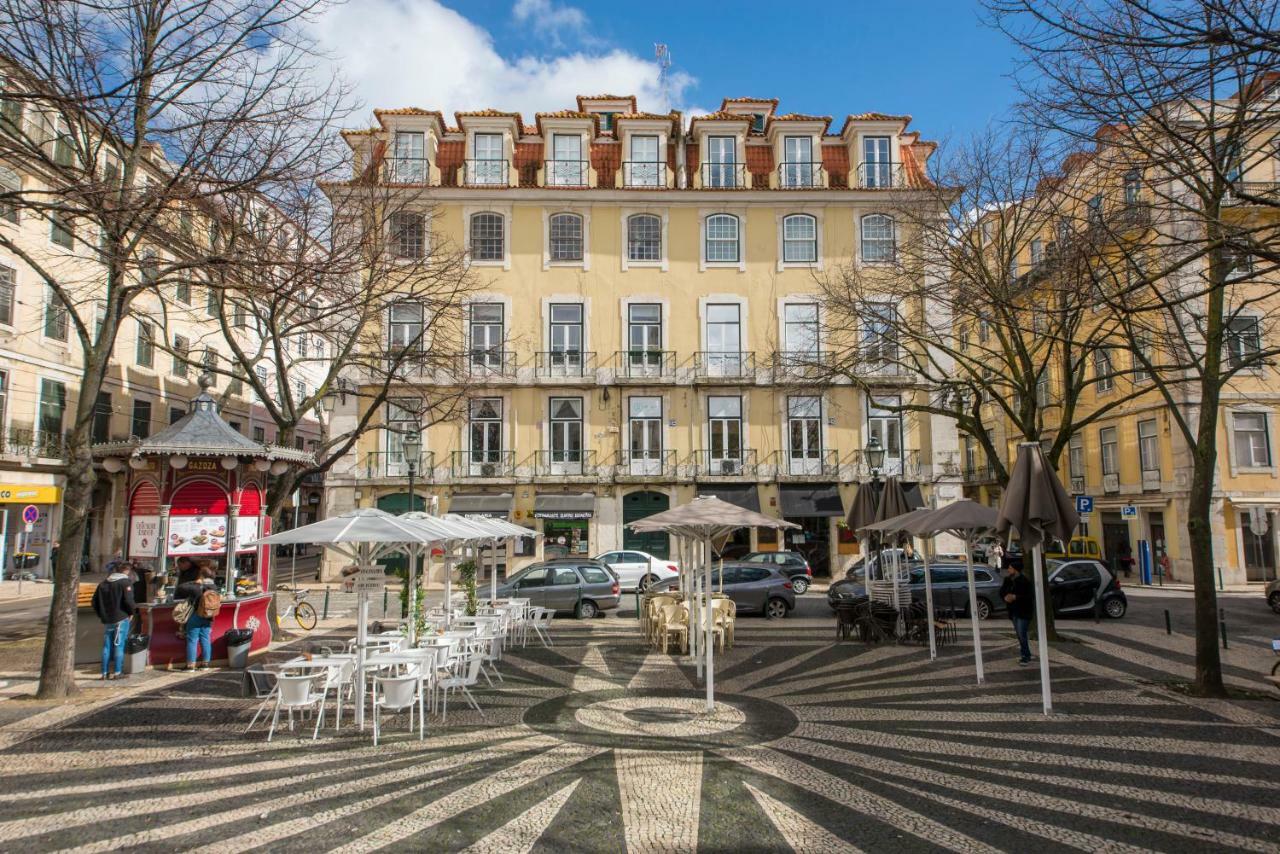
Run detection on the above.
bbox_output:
[999,560,1036,665]
[92,565,137,680]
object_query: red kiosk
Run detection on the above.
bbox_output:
[94,376,313,666]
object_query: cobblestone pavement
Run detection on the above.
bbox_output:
[0,613,1277,853]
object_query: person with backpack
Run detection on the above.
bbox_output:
[92,563,137,680]
[175,564,220,669]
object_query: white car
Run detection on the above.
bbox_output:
[593,550,680,591]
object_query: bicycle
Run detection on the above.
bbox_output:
[276,585,318,631]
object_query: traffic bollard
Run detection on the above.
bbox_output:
[1216,566,1223,591]
[1164,609,1171,635]
[1219,607,1228,650]
[322,586,330,620]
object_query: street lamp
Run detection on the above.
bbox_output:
[865,434,886,482]
[402,430,422,513]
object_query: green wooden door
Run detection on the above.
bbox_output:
[622,490,670,559]
[375,493,427,575]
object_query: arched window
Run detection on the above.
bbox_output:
[782,214,817,263]
[627,213,661,262]
[469,212,504,261]
[548,212,583,261]
[704,214,739,263]
[860,213,895,263]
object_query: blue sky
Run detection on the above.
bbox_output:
[308,0,1023,144]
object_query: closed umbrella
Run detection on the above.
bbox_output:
[845,481,880,590]
[995,442,1079,714]
[873,477,914,608]
[865,507,938,656]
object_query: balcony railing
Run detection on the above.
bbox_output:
[1102,472,1120,494]
[693,351,756,381]
[1223,181,1280,206]
[961,460,1000,484]
[769,449,840,478]
[621,161,666,188]
[363,450,435,480]
[534,350,596,379]
[383,157,429,184]
[4,428,70,460]
[691,449,759,478]
[1108,201,1151,228]
[451,450,515,479]
[614,449,678,479]
[532,449,598,478]
[772,350,833,380]
[777,161,824,188]
[465,159,509,186]
[855,162,906,189]
[613,350,677,380]
[1142,469,1161,491]
[699,162,747,189]
[457,350,518,379]
[545,159,589,187]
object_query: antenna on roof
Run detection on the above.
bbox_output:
[655,43,671,112]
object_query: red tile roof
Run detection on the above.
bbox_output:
[720,97,779,109]
[768,113,833,133]
[436,139,464,187]
[591,141,620,187]
[901,144,934,189]
[535,110,599,137]
[822,144,849,189]
[454,109,524,128]
[746,145,774,187]
[514,142,542,187]
[689,111,752,130]
[576,94,638,113]
[374,107,446,121]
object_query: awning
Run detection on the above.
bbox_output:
[779,484,845,517]
[696,484,760,513]
[534,493,595,520]
[448,492,514,517]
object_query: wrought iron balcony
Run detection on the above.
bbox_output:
[772,350,833,381]
[1108,201,1151,228]
[690,449,759,478]
[383,157,429,184]
[534,350,596,379]
[961,459,1000,484]
[464,159,509,186]
[531,449,598,478]
[451,450,516,479]
[1223,181,1280,206]
[621,161,666,188]
[855,162,906,189]
[777,161,824,188]
[769,449,840,478]
[613,448,678,479]
[4,428,70,460]
[613,350,676,381]
[363,450,435,480]
[457,350,518,379]
[545,159,589,187]
[693,351,756,381]
[699,162,747,189]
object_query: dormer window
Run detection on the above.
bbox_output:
[626,135,661,187]
[751,113,766,133]
[704,136,739,188]
[469,132,506,185]
[598,112,616,131]
[549,133,586,186]
[861,136,893,188]
[781,136,814,187]
[390,131,426,183]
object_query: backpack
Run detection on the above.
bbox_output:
[197,588,222,619]
[172,599,193,626]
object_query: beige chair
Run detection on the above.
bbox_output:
[646,594,678,646]
[713,598,737,650]
[657,603,688,654]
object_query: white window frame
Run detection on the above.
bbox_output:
[621,210,667,270]
[1099,426,1118,476]
[1227,407,1275,474]
[858,213,896,264]
[463,204,511,270]
[699,209,746,272]
[542,207,590,271]
[777,211,822,270]
[468,211,506,265]
[0,260,14,327]
[779,300,821,357]
[388,210,427,261]
[1138,418,1160,475]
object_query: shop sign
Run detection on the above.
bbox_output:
[534,510,593,520]
[353,568,384,594]
[0,485,60,504]
[167,515,261,555]
[129,515,161,557]
[235,516,260,551]
[186,460,219,472]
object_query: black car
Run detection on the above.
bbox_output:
[1047,559,1127,618]
[739,551,814,594]
[827,562,1006,619]
[1266,578,1280,615]
[651,563,796,619]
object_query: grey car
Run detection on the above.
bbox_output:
[652,563,796,619]
[828,562,1006,619]
[495,559,620,619]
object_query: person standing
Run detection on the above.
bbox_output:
[176,564,218,670]
[92,563,137,680]
[175,556,198,585]
[999,559,1035,665]
[988,541,1005,570]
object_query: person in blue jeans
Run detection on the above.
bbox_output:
[999,559,1036,664]
[176,564,218,670]
[91,564,137,680]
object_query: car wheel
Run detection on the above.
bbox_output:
[972,597,992,620]
[1103,596,1127,619]
[791,577,810,595]
[575,600,598,620]
[1269,592,1280,615]
[638,573,657,593]
[765,598,789,620]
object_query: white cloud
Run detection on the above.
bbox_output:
[305,0,695,125]
[511,0,589,48]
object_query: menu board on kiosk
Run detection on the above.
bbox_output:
[167,516,260,555]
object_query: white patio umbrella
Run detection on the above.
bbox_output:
[398,512,490,640]
[251,508,451,727]
[629,496,797,711]
[439,514,533,611]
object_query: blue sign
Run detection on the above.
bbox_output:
[1121,505,1138,519]
[21,504,39,525]
[1075,496,1094,514]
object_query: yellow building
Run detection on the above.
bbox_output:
[322,96,964,581]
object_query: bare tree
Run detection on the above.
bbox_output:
[989,0,1280,696]
[0,0,350,699]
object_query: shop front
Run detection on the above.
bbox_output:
[777,484,845,577]
[448,492,525,580]
[697,484,760,558]
[534,492,595,560]
[0,483,60,578]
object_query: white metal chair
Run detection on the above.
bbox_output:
[243,663,280,733]
[437,653,485,723]
[529,607,556,648]
[267,673,327,741]
[372,671,424,745]
[473,631,504,686]
[320,659,356,731]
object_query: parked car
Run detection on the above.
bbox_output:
[828,562,1006,619]
[1268,578,1280,615]
[739,551,813,594]
[840,549,968,581]
[494,559,620,619]
[592,550,679,592]
[651,563,795,619]
[1046,536,1104,561]
[1047,558,1127,619]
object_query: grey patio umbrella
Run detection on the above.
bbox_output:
[629,496,798,711]
[995,442,1079,714]
[846,481,881,586]
[864,507,940,658]
[873,477,914,608]
[903,500,998,682]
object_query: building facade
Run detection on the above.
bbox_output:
[323,96,963,581]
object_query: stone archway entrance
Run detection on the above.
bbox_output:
[622,490,670,559]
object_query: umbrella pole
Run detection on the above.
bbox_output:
[965,534,985,685]
[922,535,936,661]
[355,542,370,729]
[407,544,418,647]
[704,537,714,712]
[443,549,454,628]
[490,537,498,603]
[1031,542,1052,714]
[692,537,702,677]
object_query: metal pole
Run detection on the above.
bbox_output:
[921,533,936,661]
[1219,607,1228,649]
[1163,608,1171,634]
[704,537,715,712]
[490,537,498,603]
[355,543,371,729]
[1031,542,1052,715]
[964,533,985,684]
[289,500,299,591]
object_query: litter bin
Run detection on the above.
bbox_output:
[225,628,254,669]
[123,634,150,674]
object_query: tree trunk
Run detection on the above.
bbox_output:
[1187,404,1227,697]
